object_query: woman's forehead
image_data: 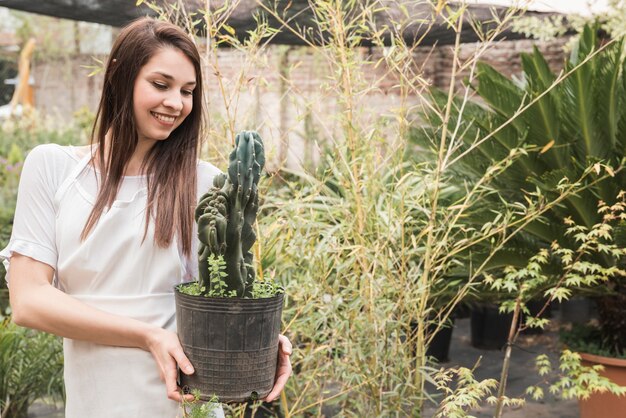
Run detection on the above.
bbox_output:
[140,47,196,82]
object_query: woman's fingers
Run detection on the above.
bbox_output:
[171,345,195,376]
[147,328,196,402]
[164,356,183,401]
[264,334,293,402]
[165,357,194,402]
[278,334,293,355]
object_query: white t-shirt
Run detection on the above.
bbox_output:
[1,143,220,283]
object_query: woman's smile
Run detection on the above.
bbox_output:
[150,111,178,125]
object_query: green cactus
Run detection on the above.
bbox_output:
[195,131,265,297]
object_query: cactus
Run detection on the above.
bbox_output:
[195,131,265,297]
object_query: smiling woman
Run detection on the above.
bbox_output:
[0,17,293,418]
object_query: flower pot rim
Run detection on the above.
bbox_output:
[579,351,626,368]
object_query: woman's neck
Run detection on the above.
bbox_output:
[98,132,156,176]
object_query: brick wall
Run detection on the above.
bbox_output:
[31,36,570,171]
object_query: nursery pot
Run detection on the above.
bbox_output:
[579,352,626,418]
[410,319,455,363]
[470,304,515,350]
[559,296,596,325]
[426,320,454,363]
[175,286,284,403]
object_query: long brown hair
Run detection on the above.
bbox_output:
[82,17,202,257]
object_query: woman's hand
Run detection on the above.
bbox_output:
[145,327,196,403]
[264,334,293,402]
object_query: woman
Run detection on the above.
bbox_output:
[1,18,291,417]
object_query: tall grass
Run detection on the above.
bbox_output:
[150,1,596,415]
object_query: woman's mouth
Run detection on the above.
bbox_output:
[151,111,176,125]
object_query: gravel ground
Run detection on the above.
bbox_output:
[422,315,580,418]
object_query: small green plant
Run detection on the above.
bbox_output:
[180,389,221,418]
[203,255,236,298]
[179,254,282,299]
[249,279,283,299]
[433,365,523,418]
[560,325,626,359]
[527,350,626,401]
[178,254,234,298]
[483,194,626,415]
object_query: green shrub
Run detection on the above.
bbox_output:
[0,318,64,418]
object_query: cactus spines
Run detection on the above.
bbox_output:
[195,131,265,297]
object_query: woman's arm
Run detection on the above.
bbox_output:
[9,253,194,402]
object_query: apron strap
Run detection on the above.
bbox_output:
[54,147,95,207]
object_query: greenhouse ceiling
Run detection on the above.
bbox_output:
[0,0,556,46]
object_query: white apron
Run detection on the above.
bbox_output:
[53,153,223,418]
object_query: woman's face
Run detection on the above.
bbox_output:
[132,47,196,144]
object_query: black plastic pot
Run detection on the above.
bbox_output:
[175,286,284,403]
[470,304,515,350]
[426,320,454,362]
[409,319,455,363]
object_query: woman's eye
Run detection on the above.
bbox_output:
[182,90,194,97]
[152,82,167,90]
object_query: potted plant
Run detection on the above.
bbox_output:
[174,131,284,403]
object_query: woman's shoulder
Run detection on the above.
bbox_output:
[13,143,82,200]
[197,159,221,175]
[27,144,84,167]
[196,159,222,195]
[24,143,80,181]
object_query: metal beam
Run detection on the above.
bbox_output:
[0,0,555,46]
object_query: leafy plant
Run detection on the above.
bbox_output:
[180,389,222,418]
[413,23,626,353]
[432,366,523,418]
[480,194,626,413]
[0,318,64,418]
[528,350,626,401]
[150,0,587,415]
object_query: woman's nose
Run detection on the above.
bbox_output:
[163,93,183,111]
